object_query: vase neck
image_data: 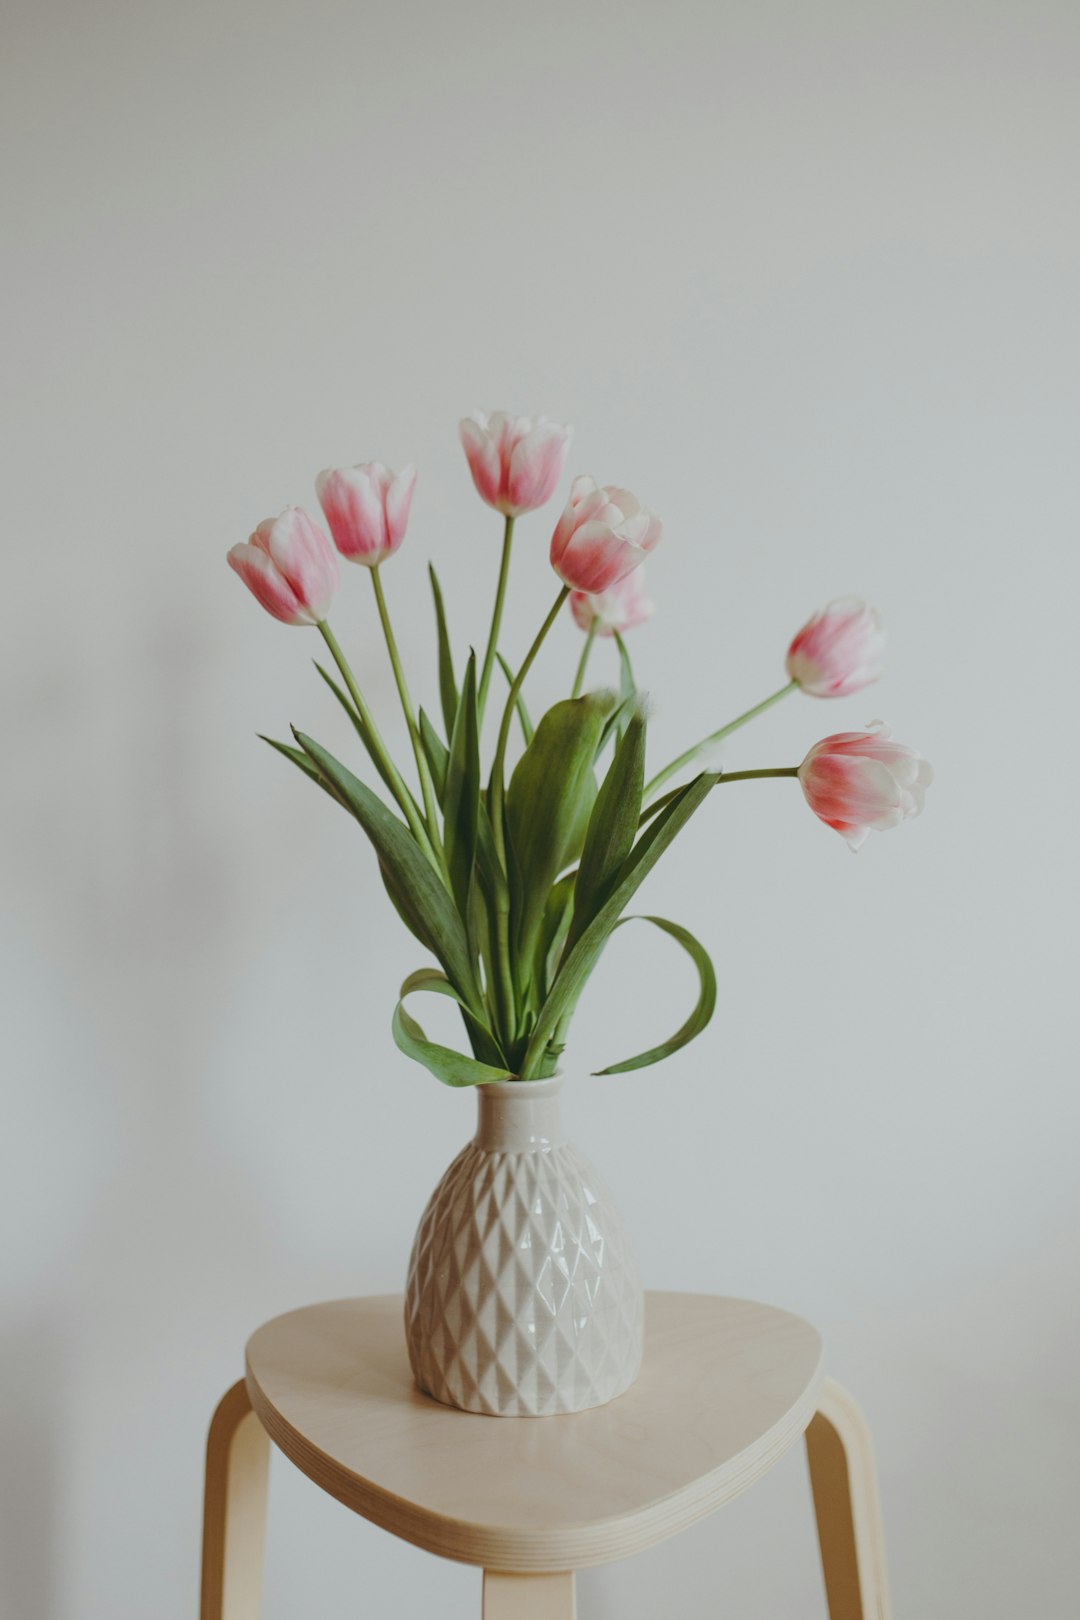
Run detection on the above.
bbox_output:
[473,1076,566,1152]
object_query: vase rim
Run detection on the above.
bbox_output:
[479,1073,563,1099]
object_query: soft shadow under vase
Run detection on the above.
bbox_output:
[404,1075,644,1417]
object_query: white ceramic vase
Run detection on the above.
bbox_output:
[404,1075,644,1417]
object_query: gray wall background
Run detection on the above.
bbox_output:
[3,1,1077,1615]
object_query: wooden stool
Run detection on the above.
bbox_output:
[199,1292,892,1619]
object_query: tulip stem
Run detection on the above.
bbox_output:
[477,514,515,721]
[316,621,438,864]
[715,766,801,781]
[637,765,800,828]
[488,584,570,1045]
[643,680,798,801]
[370,567,445,861]
[570,621,597,699]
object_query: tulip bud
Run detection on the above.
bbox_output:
[459,411,571,516]
[227,507,339,626]
[798,723,933,851]
[569,567,655,637]
[550,476,662,595]
[316,461,416,567]
[786,597,886,697]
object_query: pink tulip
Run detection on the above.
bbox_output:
[786,597,886,697]
[569,568,655,637]
[550,476,662,594]
[316,461,416,567]
[459,411,571,516]
[228,507,339,626]
[798,724,933,851]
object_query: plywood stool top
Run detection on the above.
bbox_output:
[245,1291,824,1573]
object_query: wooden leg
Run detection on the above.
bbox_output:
[200,1380,270,1620]
[482,1571,576,1619]
[805,1378,892,1620]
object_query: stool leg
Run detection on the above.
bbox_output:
[482,1571,576,1619]
[200,1380,270,1620]
[805,1378,892,1620]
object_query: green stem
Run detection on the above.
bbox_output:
[477,514,515,720]
[488,585,570,1049]
[643,680,798,801]
[570,620,597,699]
[370,567,444,859]
[490,586,570,868]
[638,764,800,828]
[316,621,438,863]
[715,766,800,781]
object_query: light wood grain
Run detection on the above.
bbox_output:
[243,1291,824,1572]
[482,1571,576,1619]
[806,1379,893,1620]
[200,1380,270,1620]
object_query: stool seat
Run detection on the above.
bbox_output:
[202,1289,892,1620]
[244,1291,824,1572]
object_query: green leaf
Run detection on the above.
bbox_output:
[392,969,514,1086]
[597,693,637,757]
[429,565,459,738]
[259,734,346,808]
[569,705,646,948]
[313,660,421,813]
[519,772,717,1078]
[418,708,449,802]
[506,692,614,966]
[535,872,576,1000]
[613,631,637,742]
[443,652,480,920]
[292,731,482,1009]
[496,652,535,745]
[593,915,717,1074]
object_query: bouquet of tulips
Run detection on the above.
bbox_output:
[229,411,932,1086]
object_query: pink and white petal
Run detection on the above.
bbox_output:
[556,525,643,593]
[568,473,599,504]
[264,508,326,600]
[508,423,569,512]
[228,542,309,625]
[459,418,502,506]
[385,463,416,551]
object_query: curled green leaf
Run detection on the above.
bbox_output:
[592,915,717,1074]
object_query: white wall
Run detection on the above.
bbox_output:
[3,1,1077,1615]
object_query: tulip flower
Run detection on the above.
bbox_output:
[550,476,662,595]
[459,411,571,516]
[798,724,933,851]
[570,568,655,637]
[228,507,339,626]
[786,597,885,698]
[316,461,416,567]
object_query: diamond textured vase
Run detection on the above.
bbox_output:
[404,1076,645,1417]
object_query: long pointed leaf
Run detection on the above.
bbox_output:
[429,565,459,738]
[593,915,717,1074]
[418,708,449,802]
[259,734,347,808]
[506,692,613,968]
[569,705,646,948]
[293,730,481,1009]
[519,772,716,1078]
[444,652,480,921]
[313,660,423,816]
[393,969,513,1086]
[613,631,637,742]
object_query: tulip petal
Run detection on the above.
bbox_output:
[228,541,310,625]
[385,463,417,553]
[507,421,571,513]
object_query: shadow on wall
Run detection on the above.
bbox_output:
[0,1310,64,1620]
